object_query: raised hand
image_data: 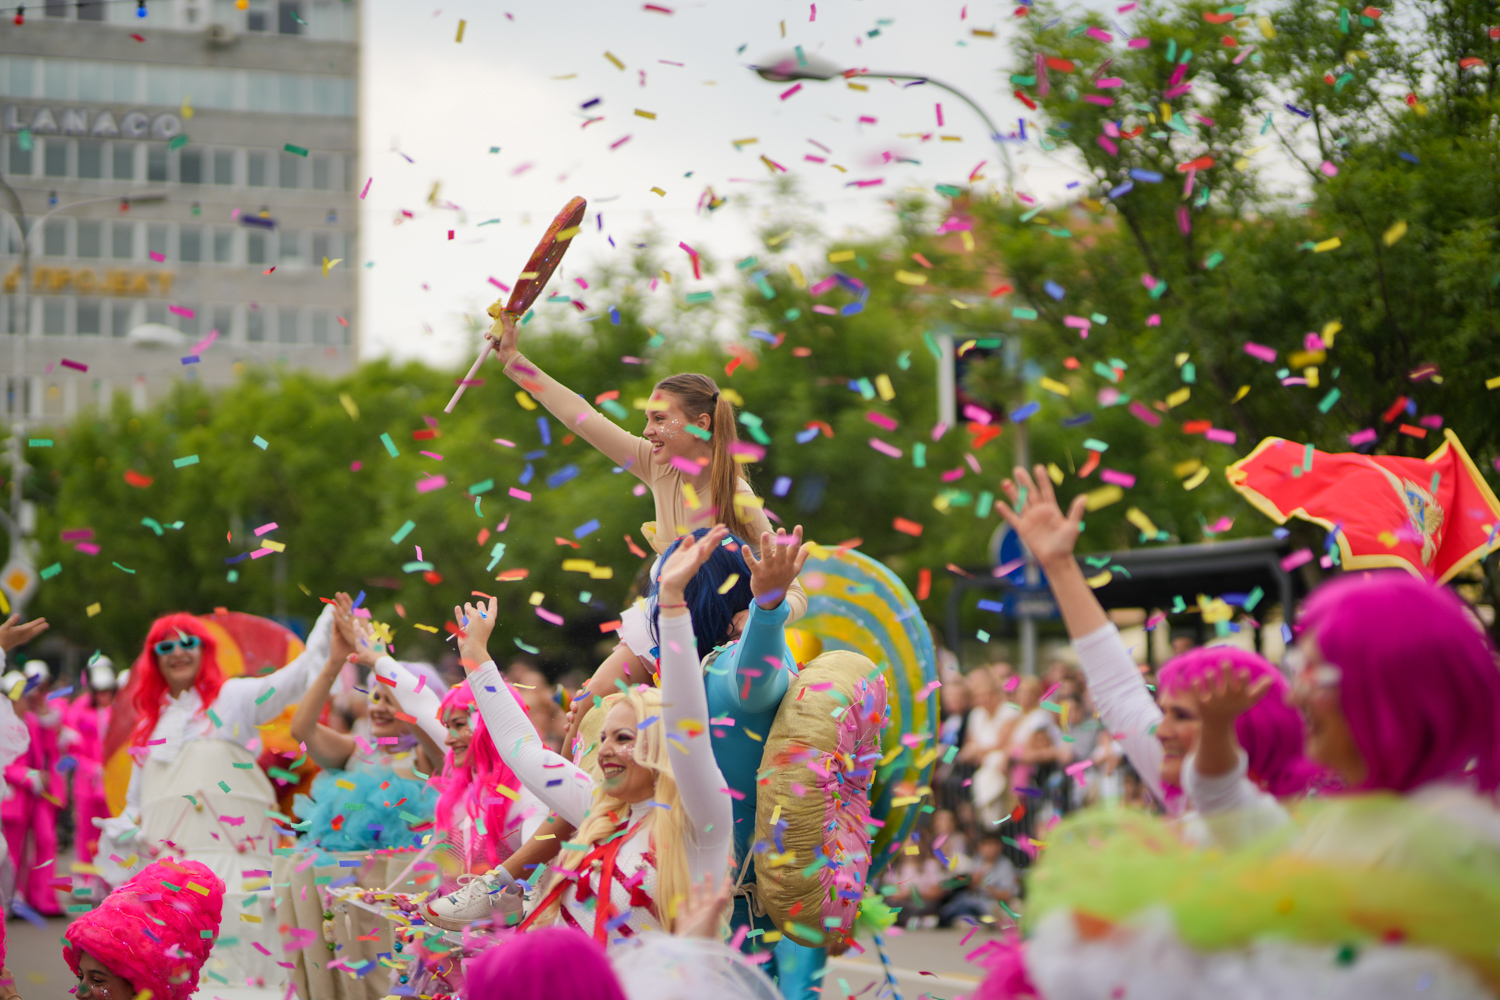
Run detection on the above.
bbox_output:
[996,465,1087,571]
[656,525,730,603]
[744,525,812,610]
[1190,663,1273,727]
[329,592,358,664]
[453,596,499,671]
[484,307,520,368]
[0,613,48,653]
[674,872,732,939]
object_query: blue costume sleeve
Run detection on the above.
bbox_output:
[714,598,793,713]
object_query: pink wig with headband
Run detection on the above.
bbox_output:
[1298,571,1500,794]
[465,926,626,1000]
[1158,645,1330,798]
[64,859,224,1000]
[435,682,523,868]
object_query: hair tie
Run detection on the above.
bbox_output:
[711,391,721,405]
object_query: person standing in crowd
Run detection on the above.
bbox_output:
[3,660,64,918]
[63,657,118,880]
[0,613,44,990]
[961,666,1020,828]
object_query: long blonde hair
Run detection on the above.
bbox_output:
[536,687,691,931]
[653,373,755,541]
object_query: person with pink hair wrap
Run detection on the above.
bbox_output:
[64,859,224,1000]
[997,467,1328,845]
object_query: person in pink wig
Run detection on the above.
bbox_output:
[64,859,224,1000]
[433,682,524,875]
[996,466,1330,844]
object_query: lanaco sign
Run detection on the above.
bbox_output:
[4,265,175,296]
[4,104,184,140]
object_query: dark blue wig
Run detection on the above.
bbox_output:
[649,528,755,662]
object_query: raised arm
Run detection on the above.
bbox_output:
[742,504,809,624]
[998,466,1165,800]
[456,597,595,827]
[655,528,734,865]
[222,601,336,725]
[720,525,810,713]
[487,311,654,477]
[370,656,447,763]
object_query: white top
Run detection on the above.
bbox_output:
[470,610,732,937]
[371,655,447,748]
[122,605,335,818]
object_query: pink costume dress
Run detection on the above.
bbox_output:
[0,647,30,969]
[2,707,65,916]
[63,693,112,866]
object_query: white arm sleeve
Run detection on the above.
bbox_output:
[1073,624,1166,806]
[656,613,733,882]
[470,661,594,827]
[219,604,336,725]
[1183,748,1290,848]
[371,656,447,749]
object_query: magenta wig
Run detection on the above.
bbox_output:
[435,681,522,868]
[465,926,627,1000]
[1299,572,1500,794]
[64,859,224,1000]
[1159,645,1330,798]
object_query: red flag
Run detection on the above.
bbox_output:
[1227,430,1500,582]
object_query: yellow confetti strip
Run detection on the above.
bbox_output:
[875,374,895,400]
[1383,220,1407,246]
[1125,507,1159,537]
[1184,467,1211,490]
[634,109,657,120]
[827,249,856,263]
[515,391,538,411]
[1086,570,1113,588]
[895,270,928,285]
[1165,387,1191,408]
[1039,377,1071,397]
[603,51,625,70]
[86,603,102,617]
[1084,485,1123,511]
[716,573,741,595]
[1313,237,1342,253]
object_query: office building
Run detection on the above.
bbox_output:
[0,0,359,424]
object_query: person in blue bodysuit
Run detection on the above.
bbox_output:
[639,525,829,999]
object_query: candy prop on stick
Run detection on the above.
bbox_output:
[444,195,587,413]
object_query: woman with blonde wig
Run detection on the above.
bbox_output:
[456,527,734,944]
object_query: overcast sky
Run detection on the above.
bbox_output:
[357,0,1094,368]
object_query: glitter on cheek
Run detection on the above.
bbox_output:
[659,419,682,441]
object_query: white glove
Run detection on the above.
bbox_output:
[25,769,43,795]
[97,813,141,844]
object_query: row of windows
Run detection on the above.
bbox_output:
[6,297,351,344]
[0,52,356,118]
[28,0,358,40]
[14,218,353,268]
[4,136,351,190]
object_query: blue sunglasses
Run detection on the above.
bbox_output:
[154,635,202,658]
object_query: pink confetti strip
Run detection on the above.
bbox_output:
[1100,468,1136,488]
[535,607,564,626]
[1281,549,1314,571]
[1243,341,1278,363]
[254,522,278,536]
[416,475,448,493]
[509,487,532,501]
[865,412,897,432]
[1349,428,1377,445]
[61,358,88,372]
[61,528,94,541]
[868,437,903,459]
[1205,428,1237,445]
[359,177,372,199]
[1128,401,1162,427]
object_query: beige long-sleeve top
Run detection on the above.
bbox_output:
[504,352,807,623]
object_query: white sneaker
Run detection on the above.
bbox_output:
[421,870,524,931]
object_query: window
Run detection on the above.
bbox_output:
[145,65,178,106]
[278,151,301,188]
[8,57,35,98]
[278,306,299,343]
[8,136,32,176]
[111,63,137,103]
[111,222,134,259]
[247,309,265,341]
[43,220,67,257]
[246,231,267,265]
[45,0,68,18]
[247,0,270,31]
[213,228,234,263]
[179,306,201,336]
[147,225,168,260]
[146,302,166,326]
[44,138,69,177]
[278,228,301,265]
[77,0,105,20]
[113,143,135,180]
[78,139,104,178]
[311,310,330,344]
[147,145,167,182]
[78,63,108,100]
[213,149,234,185]
[279,0,303,34]
[111,302,135,337]
[311,231,331,264]
[180,227,203,263]
[311,77,335,115]
[43,58,71,98]
[278,74,304,114]
[212,305,233,339]
[247,151,267,186]
[78,220,103,258]
[77,300,102,335]
[180,148,204,184]
[312,154,331,190]
[43,299,67,335]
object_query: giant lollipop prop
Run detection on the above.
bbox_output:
[444,195,587,413]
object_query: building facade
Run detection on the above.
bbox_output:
[0,0,359,424]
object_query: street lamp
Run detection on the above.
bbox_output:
[750,52,1015,183]
[0,180,167,616]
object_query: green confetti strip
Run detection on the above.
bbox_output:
[390,520,416,544]
[254,687,276,705]
[173,454,200,468]
[40,563,61,579]
[252,435,269,450]
[283,143,309,157]
[380,433,400,457]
